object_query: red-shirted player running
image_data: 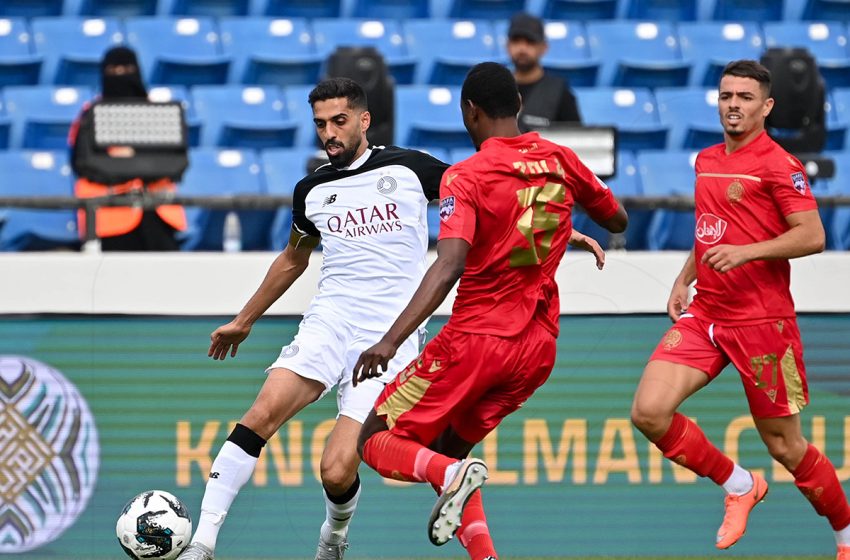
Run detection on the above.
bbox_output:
[351,62,628,559]
[631,59,850,560]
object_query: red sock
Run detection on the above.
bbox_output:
[653,412,734,485]
[362,430,456,486]
[792,444,850,531]
[457,490,496,560]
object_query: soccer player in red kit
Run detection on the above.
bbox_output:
[631,59,850,559]
[351,61,628,559]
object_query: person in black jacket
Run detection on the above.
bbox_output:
[507,12,582,132]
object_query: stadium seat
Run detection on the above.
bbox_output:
[125,17,229,86]
[0,95,10,149]
[586,21,689,88]
[0,150,78,251]
[622,0,698,20]
[655,87,724,150]
[574,87,668,151]
[404,20,500,86]
[448,146,475,163]
[826,88,849,150]
[395,86,473,149]
[31,17,124,88]
[410,146,450,163]
[147,85,201,147]
[678,22,764,87]
[796,0,850,21]
[0,18,42,87]
[220,18,321,87]
[158,0,251,16]
[66,0,157,16]
[254,0,343,18]
[638,150,697,251]
[710,0,784,21]
[4,85,91,149]
[537,0,618,20]
[827,151,850,249]
[447,0,525,19]
[351,0,431,19]
[0,1,62,17]
[313,19,416,85]
[764,22,850,89]
[178,148,272,251]
[494,19,599,87]
[282,84,322,150]
[191,85,298,149]
[261,147,320,250]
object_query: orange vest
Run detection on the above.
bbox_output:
[75,178,187,239]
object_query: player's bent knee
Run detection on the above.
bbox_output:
[630,403,667,439]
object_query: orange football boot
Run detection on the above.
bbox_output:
[715,471,769,549]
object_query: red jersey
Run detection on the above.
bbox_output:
[688,131,819,325]
[437,132,619,337]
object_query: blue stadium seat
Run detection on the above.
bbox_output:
[0,94,10,149]
[159,0,251,16]
[66,0,157,16]
[764,22,850,89]
[710,0,784,20]
[796,0,850,21]
[282,84,320,149]
[314,19,415,85]
[622,0,698,20]
[0,150,78,251]
[448,146,475,163]
[537,0,618,20]
[638,150,697,251]
[351,0,431,19]
[494,19,599,87]
[447,0,525,19]
[826,87,849,150]
[0,18,42,87]
[0,1,62,17]
[147,85,201,147]
[586,21,689,88]
[125,17,229,86]
[220,17,321,87]
[178,148,272,251]
[404,20,500,86]
[191,85,298,149]
[31,17,124,88]
[827,152,850,249]
[261,147,320,250]
[254,0,343,18]
[678,22,764,87]
[410,146,450,163]
[655,87,724,150]
[395,86,473,149]
[4,85,90,149]
[574,87,668,151]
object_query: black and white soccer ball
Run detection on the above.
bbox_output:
[116,490,192,560]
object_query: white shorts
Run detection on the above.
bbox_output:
[267,311,424,423]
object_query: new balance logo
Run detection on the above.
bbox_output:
[209,472,220,479]
[323,194,337,206]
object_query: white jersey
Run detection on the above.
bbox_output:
[292,146,447,331]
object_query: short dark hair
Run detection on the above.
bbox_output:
[721,59,771,94]
[308,77,368,111]
[461,62,520,119]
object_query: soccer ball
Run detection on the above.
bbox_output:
[116,490,192,560]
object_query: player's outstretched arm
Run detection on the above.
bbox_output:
[568,228,605,270]
[208,232,319,360]
[352,238,470,386]
[701,209,825,273]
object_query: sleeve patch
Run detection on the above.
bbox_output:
[790,171,808,195]
[439,196,456,222]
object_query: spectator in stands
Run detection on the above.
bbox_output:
[69,46,186,251]
[506,12,581,133]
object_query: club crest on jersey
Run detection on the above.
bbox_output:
[695,213,728,245]
[790,172,808,195]
[439,196,455,222]
[376,175,397,194]
[726,180,744,203]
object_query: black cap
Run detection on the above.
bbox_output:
[508,12,545,43]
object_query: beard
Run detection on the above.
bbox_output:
[325,137,362,168]
[512,57,536,74]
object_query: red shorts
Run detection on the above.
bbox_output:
[649,314,809,418]
[373,320,557,445]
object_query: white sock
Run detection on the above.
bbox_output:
[722,464,753,496]
[835,523,850,546]
[191,441,258,550]
[441,461,463,493]
[319,479,362,545]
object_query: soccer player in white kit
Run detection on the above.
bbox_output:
[177,78,447,560]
